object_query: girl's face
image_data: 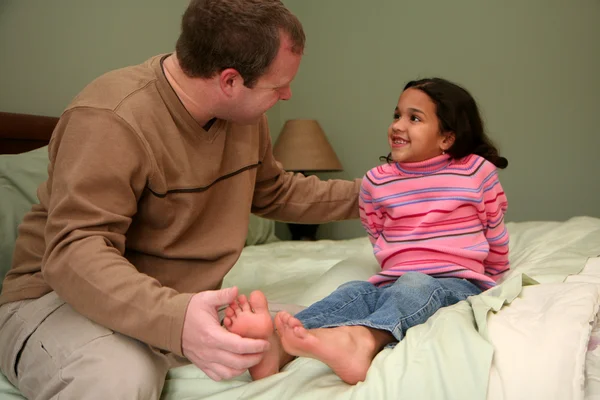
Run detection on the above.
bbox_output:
[388,88,453,163]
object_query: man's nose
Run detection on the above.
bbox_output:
[279,87,292,101]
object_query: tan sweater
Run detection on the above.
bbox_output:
[0,55,360,356]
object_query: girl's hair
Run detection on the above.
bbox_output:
[381,78,508,169]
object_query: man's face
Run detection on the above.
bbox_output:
[227,35,302,125]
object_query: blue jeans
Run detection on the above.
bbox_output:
[294,272,482,343]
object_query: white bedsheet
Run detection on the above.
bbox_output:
[571,257,600,400]
[486,215,600,400]
[487,273,600,400]
[1,216,600,399]
[159,216,600,400]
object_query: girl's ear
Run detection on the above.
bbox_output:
[440,132,455,151]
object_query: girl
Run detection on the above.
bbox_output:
[223,77,509,385]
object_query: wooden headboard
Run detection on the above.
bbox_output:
[0,112,59,155]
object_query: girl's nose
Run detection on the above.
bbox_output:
[392,118,406,132]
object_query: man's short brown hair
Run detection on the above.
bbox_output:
[175,0,305,88]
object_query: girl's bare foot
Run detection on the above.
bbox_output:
[223,291,273,339]
[274,311,394,385]
[223,290,289,380]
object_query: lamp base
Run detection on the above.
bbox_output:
[287,223,319,241]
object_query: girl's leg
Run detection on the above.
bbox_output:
[367,272,482,341]
[293,280,387,329]
[273,280,395,384]
[293,274,480,341]
[275,273,481,384]
[223,281,386,383]
[275,312,394,385]
[227,275,480,384]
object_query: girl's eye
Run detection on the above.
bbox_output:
[410,115,421,122]
[393,113,400,120]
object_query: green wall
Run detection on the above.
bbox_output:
[278,0,600,239]
[1,1,598,240]
[0,0,186,116]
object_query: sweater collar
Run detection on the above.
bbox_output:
[152,54,224,142]
[393,154,452,175]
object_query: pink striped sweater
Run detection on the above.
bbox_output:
[359,154,509,289]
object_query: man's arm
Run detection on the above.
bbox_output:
[42,108,192,354]
[42,109,269,375]
[251,116,360,223]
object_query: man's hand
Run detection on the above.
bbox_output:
[182,287,270,381]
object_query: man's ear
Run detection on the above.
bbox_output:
[219,68,243,97]
[440,132,455,151]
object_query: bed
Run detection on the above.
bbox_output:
[1,112,600,399]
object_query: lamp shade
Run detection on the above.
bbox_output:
[272,119,343,172]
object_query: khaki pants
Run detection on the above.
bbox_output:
[0,292,183,400]
[0,291,306,400]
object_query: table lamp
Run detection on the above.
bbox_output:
[272,119,343,240]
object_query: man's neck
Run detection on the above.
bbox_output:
[162,54,218,129]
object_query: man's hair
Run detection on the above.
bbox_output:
[175,0,305,88]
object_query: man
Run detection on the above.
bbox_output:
[0,0,360,398]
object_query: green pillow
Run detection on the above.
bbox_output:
[246,213,279,246]
[0,147,49,291]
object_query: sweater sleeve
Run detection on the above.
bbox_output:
[481,165,510,279]
[251,116,360,223]
[42,108,192,356]
[359,170,383,246]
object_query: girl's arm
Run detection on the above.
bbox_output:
[359,172,384,246]
[482,169,510,279]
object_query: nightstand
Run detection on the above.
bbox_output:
[287,223,319,241]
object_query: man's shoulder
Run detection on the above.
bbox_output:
[65,55,165,115]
